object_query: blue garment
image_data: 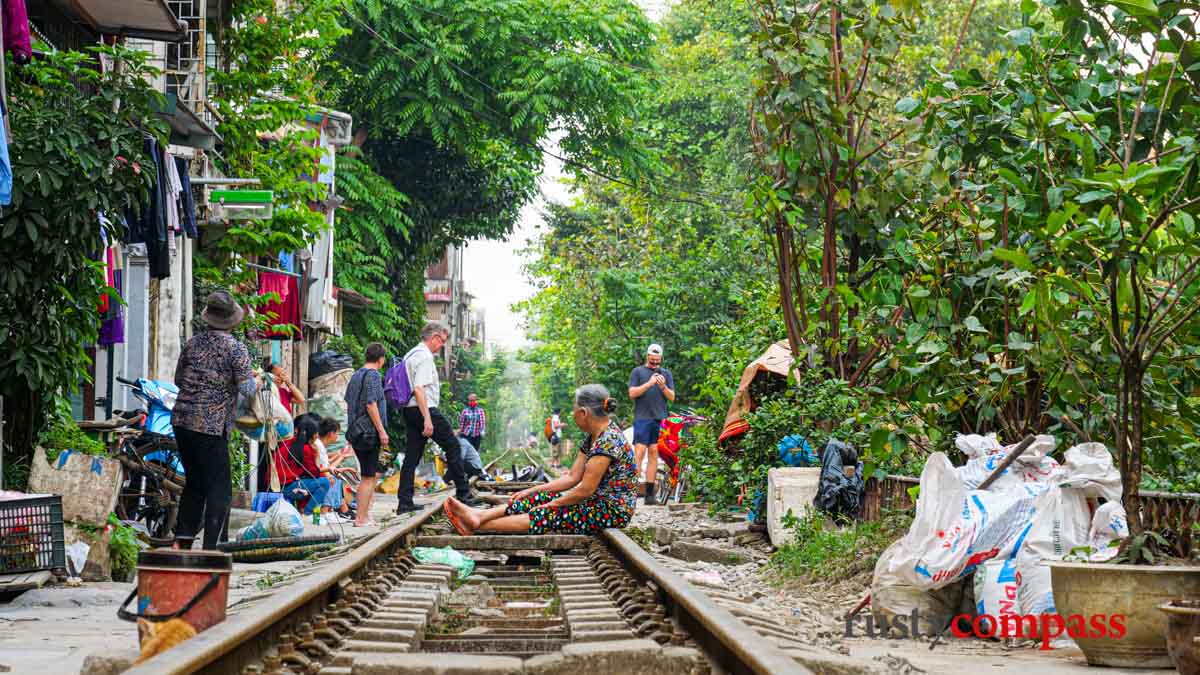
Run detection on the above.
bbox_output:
[284,477,343,514]
[0,116,11,205]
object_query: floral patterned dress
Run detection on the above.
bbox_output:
[505,422,637,534]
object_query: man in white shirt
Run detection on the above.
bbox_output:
[396,322,479,513]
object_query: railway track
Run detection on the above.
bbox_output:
[121,497,817,675]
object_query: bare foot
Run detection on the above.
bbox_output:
[447,497,481,533]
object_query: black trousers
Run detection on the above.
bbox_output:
[464,435,483,454]
[400,406,468,507]
[174,426,231,550]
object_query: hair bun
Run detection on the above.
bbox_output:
[603,398,617,413]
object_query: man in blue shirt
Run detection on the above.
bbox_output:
[628,343,675,505]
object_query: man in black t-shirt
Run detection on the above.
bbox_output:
[628,343,675,505]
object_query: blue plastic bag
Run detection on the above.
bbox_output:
[778,434,818,466]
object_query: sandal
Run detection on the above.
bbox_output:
[443,501,470,537]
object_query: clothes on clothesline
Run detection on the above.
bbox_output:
[257,271,301,340]
[0,102,11,206]
[3,0,31,63]
[125,139,200,279]
[177,157,198,239]
[97,219,126,345]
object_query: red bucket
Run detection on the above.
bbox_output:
[118,549,232,640]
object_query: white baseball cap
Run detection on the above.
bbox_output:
[647,343,663,356]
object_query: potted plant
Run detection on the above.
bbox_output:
[1024,0,1200,668]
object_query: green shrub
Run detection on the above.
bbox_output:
[684,369,873,512]
[108,514,140,582]
[37,398,106,465]
[771,509,913,582]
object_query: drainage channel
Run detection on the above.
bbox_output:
[121,500,812,675]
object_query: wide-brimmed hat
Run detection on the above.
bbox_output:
[201,290,245,330]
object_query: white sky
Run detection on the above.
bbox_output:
[463,0,671,351]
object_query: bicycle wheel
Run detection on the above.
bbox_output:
[654,467,672,504]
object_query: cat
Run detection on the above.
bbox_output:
[135,617,197,664]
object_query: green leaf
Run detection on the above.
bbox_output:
[1109,0,1159,16]
[834,188,851,209]
[993,247,1034,271]
[963,316,987,333]
[1006,27,1034,46]
[895,97,920,115]
[1077,189,1114,203]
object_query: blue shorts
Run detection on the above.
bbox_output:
[633,419,662,446]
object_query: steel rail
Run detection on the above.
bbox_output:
[119,498,808,675]
[123,497,446,675]
[603,529,812,675]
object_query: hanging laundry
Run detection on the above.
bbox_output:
[164,147,183,234]
[175,157,198,239]
[257,271,301,340]
[0,103,10,206]
[98,268,125,345]
[3,0,31,64]
[126,137,170,279]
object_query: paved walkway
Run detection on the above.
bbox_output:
[0,492,437,674]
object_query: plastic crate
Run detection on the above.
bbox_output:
[0,495,66,574]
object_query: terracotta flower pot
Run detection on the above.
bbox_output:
[1159,600,1200,674]
[1049,561,1200,668]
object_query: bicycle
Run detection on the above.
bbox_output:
[83,377,185,544]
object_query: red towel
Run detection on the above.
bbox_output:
[257,271,300,339]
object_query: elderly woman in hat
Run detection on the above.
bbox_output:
[172,290,259,550]
[443,384,637,536]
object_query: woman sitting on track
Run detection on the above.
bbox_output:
[444,384,636,535]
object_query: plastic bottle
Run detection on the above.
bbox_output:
[312,506,321,525]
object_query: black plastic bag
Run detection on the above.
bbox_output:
[813,439,865,520]
[309,351,353,380]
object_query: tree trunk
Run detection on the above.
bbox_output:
[1120,360,1144,536]
[773,214,805,357]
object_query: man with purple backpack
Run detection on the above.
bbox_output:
[385,322,480,514]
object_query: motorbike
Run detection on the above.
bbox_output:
[624,409,708,503]
[110,376,185,543]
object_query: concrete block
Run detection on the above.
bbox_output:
[79,648,140,675]
[351,627,417,642]
[571,630,636,642]
[667,540,749,565]
[766,467,821,546]
[352,653,524,675]
[29,446,121,526]
[524,639,705,675]
[340,640,414,654]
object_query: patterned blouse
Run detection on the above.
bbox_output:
[580,422,638,512]
[173,330,256,437]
